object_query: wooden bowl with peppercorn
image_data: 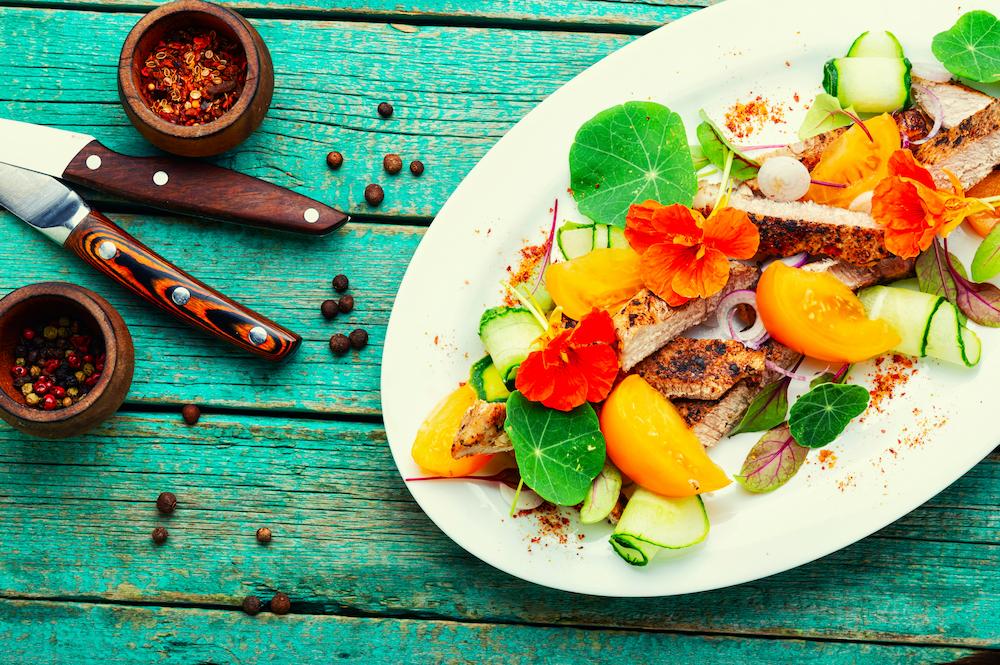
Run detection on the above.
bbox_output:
[117,0,274,157]
[0,283,134,439]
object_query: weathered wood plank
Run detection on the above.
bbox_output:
[1,414,996,646]
[0,213,420,414]
[0,600,979,665]
[0,0,706,30]
[0,7,632,220]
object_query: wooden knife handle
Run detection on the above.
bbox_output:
[63,141,348,236]
[66,210,302,362]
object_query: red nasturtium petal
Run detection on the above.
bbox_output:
[652,204,703,244]
[515,350,557,404]
[671,247,731,299]
[702,207,760,260]
[542,363,589,411]
[624,200,665,254]
[871,177,935,258]
[568,309,617,347]
[571,344,619,403]
[640,242,697,305]
[887,149,937,189]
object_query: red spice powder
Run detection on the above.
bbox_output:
[724,95,786,139]
[865,354,917,416]
[519,504,571,549]
[502,242,547,306]
[818,449,837,469]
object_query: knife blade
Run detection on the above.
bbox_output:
[0,117,349,236]
[0,162,301,362]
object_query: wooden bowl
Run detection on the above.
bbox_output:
[0,283,135,439]
[117,0,274,157]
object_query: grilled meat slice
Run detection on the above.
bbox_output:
[913,78,1000,190]
[614,263,759,372]
[803,256,915,291]
[452,400,512,459]
[634,338,765,401]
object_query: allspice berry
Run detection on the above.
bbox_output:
[329,334,351,355]
[270,592,291,615]
[321,299,339,320]
[364,183,384,207]
[377,102,394,118]
[256,527,272,544]
[182,404,200,426]
[337,295,355,314]
[152,526,169,545]
[349,329,369,351]
[326,151,344,170]
[156,491,177,515]
[242,595,263,616]
[409,160,425,177]
[383,153,403,175]
[332,274,349,293]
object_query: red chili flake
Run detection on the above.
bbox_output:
[724,95,786,139]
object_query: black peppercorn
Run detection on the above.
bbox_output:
[321,300,339,320]
[256,527,272,544]
[326,151,344,170]
[332,274,349,293]
[182,404,201,425]
[377,102,394,118]
[156,491,177,514]
[364,183,384,207]
[337,295,355,314]
[242,595,263,616]
[349,329,369,351]
[329,334,351,355]
[152,526,169,545]
[409,160,425,176]
[270,592,291,615]
[383,153,403,175]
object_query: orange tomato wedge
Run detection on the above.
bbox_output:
[967,171,1000,237]
[545,248,643,320]
[756,262,900,363]
[411,385,493,476]
[601,375,730,497]
[804,113,900,209]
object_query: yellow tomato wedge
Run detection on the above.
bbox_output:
[756,262,900,363]
[411,385,492,476]
[804,113,900,209]
[546,248,643,321]
[967,172,1000,237]
[601,375,730,497]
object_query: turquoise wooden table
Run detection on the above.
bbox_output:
[0,1,996,662]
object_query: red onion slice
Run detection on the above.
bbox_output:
[911,84,943,146]
[912,62,953,83]
[717,289,766,345]
[766,359,810,381]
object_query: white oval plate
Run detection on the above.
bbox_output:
[382,0,999,596]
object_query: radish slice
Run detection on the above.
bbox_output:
[758,156,811,201]
[911,84,943,146]
[499,482,545,511]
[911,62,952,83]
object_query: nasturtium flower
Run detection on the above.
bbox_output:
[625,201,760,305]
[515,309,619,411]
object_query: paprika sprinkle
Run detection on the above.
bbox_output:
[139,27,248,126]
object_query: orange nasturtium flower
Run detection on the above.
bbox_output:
[871,150,991,258]
[625,201,760,305]
[515,309,619,412]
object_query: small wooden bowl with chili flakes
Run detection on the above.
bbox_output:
[117,0,274,157]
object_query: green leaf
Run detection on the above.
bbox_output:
[797,93,856,141]
[788,383,870,448]
[809,365,849,388]
[972,224,1000,282]
[503,391,606,506]
[932,10,1000,83]
[731,378,789,435]
[734,424,810,493]
[917,239,1000,327]
[696,122,759,182]
[569,101,697,228]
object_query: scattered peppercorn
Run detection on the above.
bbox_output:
[256,527,272,544]
[349,329,369,351]
[242,595,263,616]
[320,299,339,320]
[377,102,394,118]
[9,318,104,411]
[270,592,291,615]
[364,183,384,207]
[329,334,351,355]
[409,160,425,176]
[326,151,344,170]
[156,491,177,514]
[337,295,355,314]
[332,274,349,293]
[182,404,201,425]
[152,526,169,545]
[383,153,403,175]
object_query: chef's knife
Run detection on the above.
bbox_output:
[0,117,348,236]
[0,162,301,362]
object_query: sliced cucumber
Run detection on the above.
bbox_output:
[593,224,610,250]
[823,57,912,113]
[557,225,594,260]
[858,286,942,357]
[610,489,709,566]
[478,306,545,382]
[847,30,904,58]
[924,301,981,367]
[608,226,628,249]
[580,461,622,525]
[468,356,512,403]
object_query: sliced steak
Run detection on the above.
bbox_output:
[634,338,765,401]
[614,263,759,372]
[452,400,512,459]
[802,256,915,291]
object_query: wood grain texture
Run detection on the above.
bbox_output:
[0,7,631,220]
[0,412,996,646]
